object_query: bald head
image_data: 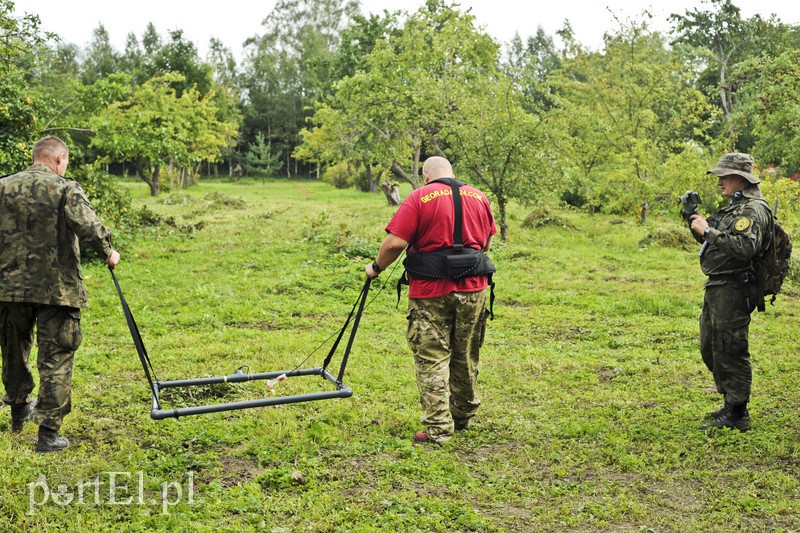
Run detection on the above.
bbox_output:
[422,156,453,183]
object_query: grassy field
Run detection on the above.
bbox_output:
[1,177,799,532]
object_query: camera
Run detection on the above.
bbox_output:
[680,190,701,220]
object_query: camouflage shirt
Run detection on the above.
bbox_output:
[700,185,772,284]
[0,164,113,307]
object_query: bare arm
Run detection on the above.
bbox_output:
[365,233,409,278]
[483,234,493,252]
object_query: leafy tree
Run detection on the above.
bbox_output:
[80,24,119,84]
[0,0,53,172]
[306,0,500,189]
[240,0,360,177]
[445,75,558,240]
[90,73,239,195]
[735,50,800,176]
[504,27,562,112]
[143,29,214,96]
[207,37,238,87]
[552,21,716,215]
[669,0,792,146]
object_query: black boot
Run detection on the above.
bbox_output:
[700,402,750,432]
[36,426,69,453]
[705,404,727,420]
[10,399,36,433]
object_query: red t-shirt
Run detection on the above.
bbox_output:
[386,180,497,299]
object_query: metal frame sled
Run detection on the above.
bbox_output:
[110,269,370,420]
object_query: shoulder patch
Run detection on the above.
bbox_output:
[734,217,751,231]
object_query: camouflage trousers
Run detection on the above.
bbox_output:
[0,302,82,431]
[699,282,757,406]
[407,290,489,443]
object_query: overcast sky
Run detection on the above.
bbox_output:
[11,0,800,61]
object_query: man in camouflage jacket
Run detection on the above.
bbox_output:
[0,136,120,452]
[688,152,772,432]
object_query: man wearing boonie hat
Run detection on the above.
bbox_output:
[686,152,772,432]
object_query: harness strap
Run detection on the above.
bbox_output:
[397,177,495,318]
[109,268,162,409]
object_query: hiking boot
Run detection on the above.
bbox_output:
[412,430,432,444]
[10,399,36,433]
[36,426,69,453]
[705,404,727,420]
[700,402,750,432]
[454,421,469,431]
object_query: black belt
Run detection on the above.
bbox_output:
[708,272,752,284]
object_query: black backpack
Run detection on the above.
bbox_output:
[754,200,792,311]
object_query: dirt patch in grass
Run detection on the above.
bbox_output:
[218,455,265,488]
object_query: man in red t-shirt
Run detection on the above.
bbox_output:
[365,156,497,444]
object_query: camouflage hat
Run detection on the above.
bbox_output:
[707,152,759,184]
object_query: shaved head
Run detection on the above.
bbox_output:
[422,156,453,183]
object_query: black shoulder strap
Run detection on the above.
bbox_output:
[426,177,495,319]
[429,177,465,250]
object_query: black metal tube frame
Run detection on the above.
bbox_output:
[150,367,352,420]
[111,268,370,420]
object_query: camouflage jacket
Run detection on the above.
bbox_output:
[0,164,113,307]
[700,185,772,286]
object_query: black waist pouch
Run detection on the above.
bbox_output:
[405,248,496,280]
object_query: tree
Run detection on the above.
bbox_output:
[300,1,500,189]
[240,0,360,178]
[669,0,792,146]
[244,131,282,178]
[0,0,53,173]
[90,73,239,195]
[735,50,800,176]
[445,75,557,240]
[504,27,562,112]
[551,21,716,214]
[80,24,119,84]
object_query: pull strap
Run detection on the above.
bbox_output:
[322,277,372,384]
[109,268,162,409]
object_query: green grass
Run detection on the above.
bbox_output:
[2,178,799,532]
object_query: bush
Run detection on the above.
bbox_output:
[322,162,351,189]
[521,207,576,229]
[72,164,139,254]
[638,223,697,251]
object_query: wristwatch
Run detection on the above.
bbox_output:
[371,260,382,274]
[703,226,712,235]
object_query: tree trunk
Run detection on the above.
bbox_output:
[150,166,161,196]
[380,181,401,206]
[498,198,508,241]
[364,160,378,193]
[390,160,419,189]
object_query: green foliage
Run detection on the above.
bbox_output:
[70,165,161,254]
[321,160,352,189]
[90,72,240,195]
[244,132,282,177]
[735,50,800,176]
[240,0,360,177]
[669,0,793,141]
[551,22,717,216]
[0,0,53,173]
